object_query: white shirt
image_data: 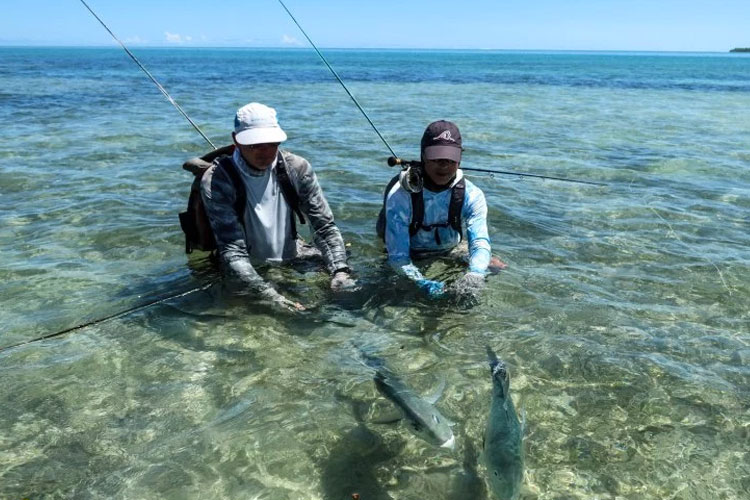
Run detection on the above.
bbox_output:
[232,149,295,264]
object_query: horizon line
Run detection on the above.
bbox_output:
[0,44,740,54]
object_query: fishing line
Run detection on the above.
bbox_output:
[276,1,605,187]
[78,0,216,150]
[388,158,605,186]
[0,283,215,354]
[457,165,605,186]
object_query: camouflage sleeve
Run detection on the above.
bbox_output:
[287,155,349,274]
[200,162,271,294]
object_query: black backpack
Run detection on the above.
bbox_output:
[179,145,305,254]
[376,173,466,245]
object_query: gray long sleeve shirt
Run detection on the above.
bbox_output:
[200,148,348,293]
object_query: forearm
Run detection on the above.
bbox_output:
[468,240,491,274]
[388,257,425,282]
[310,221,349,273]
[217,240,273,293]
[464,187,492,274]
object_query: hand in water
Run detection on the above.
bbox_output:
[259,287,306,312]
[488,256,508,273]
[416,279,446,299]
[330,270,359,292]
[449,271,485,308]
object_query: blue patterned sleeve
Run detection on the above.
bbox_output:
[463,184,492,274]
[384,189,425,282]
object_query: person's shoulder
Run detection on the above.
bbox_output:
[462,176,485,197]
[280,150,311,172]
[385,181,410,207]
[200,156,235,195]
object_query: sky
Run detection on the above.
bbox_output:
[1,0,748,52]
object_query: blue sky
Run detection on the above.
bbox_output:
[2,0,748,51]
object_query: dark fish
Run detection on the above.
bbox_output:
[363,353,455,449]
[484,347,524,500]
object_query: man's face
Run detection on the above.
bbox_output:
[423,158,459,186]
[234,137,280,170]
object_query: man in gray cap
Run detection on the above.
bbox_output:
[378,120,505,305]
[198,102,356,311]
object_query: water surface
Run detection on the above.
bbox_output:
[1,47,748,499]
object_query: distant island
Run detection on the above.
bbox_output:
[730,48,750,53]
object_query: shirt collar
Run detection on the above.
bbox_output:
[233,148,278,177]
[424,169,464,192]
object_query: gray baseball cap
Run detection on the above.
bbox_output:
[234,102,288,145]
[421,120,462,162]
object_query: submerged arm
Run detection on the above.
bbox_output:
[201,164,289,304]
[464,187,491,274]
[385,191,444,297]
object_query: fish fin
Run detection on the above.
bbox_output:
[424,376,446,405]
[520,407,527,436]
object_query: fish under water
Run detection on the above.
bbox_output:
[484,346,524,500]
[362,352,456,450]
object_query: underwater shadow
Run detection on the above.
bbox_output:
[318,424,402,500]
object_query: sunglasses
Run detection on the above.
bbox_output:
[247,142,281,150]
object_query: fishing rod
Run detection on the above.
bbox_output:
[276,0,397,159]
[2,1,223,353]
[78,0,216,151]
[0,283,214,354]
[277,0,605,187]
[387,157,606,186]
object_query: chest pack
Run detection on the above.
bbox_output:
[376,173,466,245]
[178,145,305,254]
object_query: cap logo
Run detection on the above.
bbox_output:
[433,130,456,143]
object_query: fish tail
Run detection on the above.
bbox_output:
[486,345,499,365]
[486,346,510,397]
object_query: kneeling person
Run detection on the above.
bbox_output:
[198,102,355,311]
[380,120,505,303]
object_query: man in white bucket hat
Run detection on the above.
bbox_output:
[195,102,356,311]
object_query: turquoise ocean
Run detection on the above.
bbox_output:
[1,47,749,499]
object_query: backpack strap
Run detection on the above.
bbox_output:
[216,156,246,216]
[376,174,401,240]
[409,191,424,237]
[382,174,401,207]
[412,178,466,244]
[379,175,464,242]
[275,153,306,237]
[447,178,466,239]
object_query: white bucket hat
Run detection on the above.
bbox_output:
[233,102,288,145]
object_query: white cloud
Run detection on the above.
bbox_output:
[165,32,192,44]
[124,36,146,44]
[281,34,302,46]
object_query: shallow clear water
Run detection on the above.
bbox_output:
[1,48,748,499]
